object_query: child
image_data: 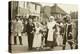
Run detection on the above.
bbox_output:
[56,22,63,46]
[41,21,48,48]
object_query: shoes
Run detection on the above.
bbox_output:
[20,44,23,45]
[14,44,17,45]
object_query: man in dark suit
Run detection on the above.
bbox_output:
[62,17,67,50]
[26,16,35,50]
[67,18,73,49]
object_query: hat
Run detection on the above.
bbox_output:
[63,16,67,20]
[49,16,55,20]
[66,15,71,21]
[63,15,71,20]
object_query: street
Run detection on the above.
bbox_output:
[11,36,72,53]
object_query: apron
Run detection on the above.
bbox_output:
[47,21,56,41]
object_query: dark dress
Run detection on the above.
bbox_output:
[26,23,35,50]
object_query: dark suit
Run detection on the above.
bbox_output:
[26,23,35,50]
[67,23,73,49]
[63,23,67,50]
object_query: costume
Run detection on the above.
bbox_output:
[33,23,42,48]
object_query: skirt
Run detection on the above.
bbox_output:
[33,33,42,48]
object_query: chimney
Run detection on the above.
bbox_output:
[54,3,57,6]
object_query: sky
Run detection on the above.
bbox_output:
[39,2,78,14]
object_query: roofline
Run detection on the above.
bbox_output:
[51,5,68,14]
[30,2,41,6]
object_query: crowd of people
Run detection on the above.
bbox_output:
[11,15,77,51]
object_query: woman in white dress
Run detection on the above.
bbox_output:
[47,16,56,48]
[33,22,42,50]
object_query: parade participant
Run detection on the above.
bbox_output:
[41,21,48,47]
[32,22,42,50]
[26,16,35,50]
[63,15,73,49]
[67,16,73,49]
[56,21,63,46]
[62,16,68,50]
[47,16,56,49]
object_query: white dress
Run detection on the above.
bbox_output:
[33,27,42,48]
[47,21,56,41]
[56,23,63,46]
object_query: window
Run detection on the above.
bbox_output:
[19,2,24,8]
[35,5,37,10]
[24,2,28,8]
[24,2,25,8]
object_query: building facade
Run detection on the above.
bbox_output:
[51,4,67,21]
[41,4,67,21]
[40,6,51,21]
[10,1,41,20]
[10,1,18,19]
[17,2,41,19]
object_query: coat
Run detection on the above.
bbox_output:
[63,23,72,43]
[26,23,35,35]
[16,20,23,36]
[67,23,72,40]
[12,20,23,36]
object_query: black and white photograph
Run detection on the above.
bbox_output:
[8,1,78,53]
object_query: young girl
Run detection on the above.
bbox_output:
[56,22,63,46]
